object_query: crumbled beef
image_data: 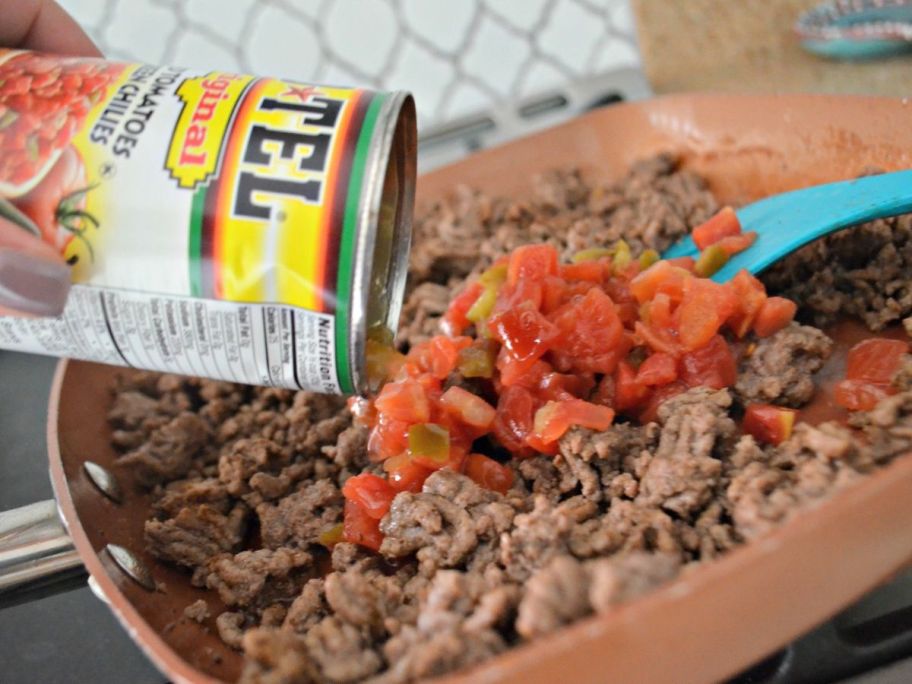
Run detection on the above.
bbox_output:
[145,500,247,568]
[587,552,681,611]
[239,627,317,684]
[637,389,735,518]
[398,282,450,349]
[257,480,343,550]
[219,438,292,498]
[735,323,834,407]
[727,423,862,540]
[118,413,211,487]
[764,213,912,330]
[380,471,513,576]
[324,566,405,633]
[202,548,313,609]
[321,425,370,473]
[217,611,247,649]
[500,496,593,582]
[108,391,163,431]
[375,570,511,684]
[893,354,912,391]
[184,599,210,623]
[516,555,590,638]
[304,617,383,682]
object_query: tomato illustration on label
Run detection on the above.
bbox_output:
[11,146,96,263]
[0,50,123,262]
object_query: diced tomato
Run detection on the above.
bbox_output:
[412,336,469,380]
[752,297,797,338]
[549,288,628,374]
[464,454,514,494]
[834,379,892,412]
[630,260,676,303]
[614,361,650,412]
[342,473,397,520]
[442,282,483,336]
[560,260,604,283]
[367,415,410,460]
[742,403,797,445]
[649,293,674,328]
[715,231,757,257]
[491,302,559,364]
[374,378,430,423]
[505,359,552,392]
[493,385,536,456]
[439,385,497,430]
[845,338,909,384]
[677,279,738,351]
[635,352,678,386]
[727,270,767,338]
[496,278,544,315]
[665,256,696,274]
[541,275,568,314]
[679,334,737,390]
[507,243,559,287]
[383,453,432,493]
[634,321,679,356]
[692,207,742,250]
[833,339,908,411]
[533,399,615,444]
[639,381,687,423]
[538,371,595,402]
[524,433,560,455]
[343,500,384,552]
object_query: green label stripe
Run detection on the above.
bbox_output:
[335,94,387,394]
[188,186,207,297]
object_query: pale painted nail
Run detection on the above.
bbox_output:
[0,249,71,316]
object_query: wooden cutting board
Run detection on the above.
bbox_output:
[632,0,912,95]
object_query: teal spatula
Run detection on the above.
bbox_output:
[662,169,912,282]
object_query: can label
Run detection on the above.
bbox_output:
[0,50,392,391]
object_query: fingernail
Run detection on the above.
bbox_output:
[0,249,71,316]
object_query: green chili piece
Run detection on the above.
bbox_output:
[638,249,660,269]
[572,247,615,263]
[612,240,632,270]
[408,423,450,463]
[318,523,344,547]
[479,263,508,288]
[466,285,497,324]
[457,342,496,378]
[694,244,729,278]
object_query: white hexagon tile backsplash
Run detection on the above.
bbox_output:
[57,0,641,131]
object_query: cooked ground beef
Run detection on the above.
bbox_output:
[184,599,210,623]
[109,155,912,684]
[764,213,912,331]
[735,323,834,407]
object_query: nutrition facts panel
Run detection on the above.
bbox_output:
[0,285,340,393]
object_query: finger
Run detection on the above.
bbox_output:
[0,217,70,316]
[0,0,101,57]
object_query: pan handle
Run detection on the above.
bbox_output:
[0,499,84,596]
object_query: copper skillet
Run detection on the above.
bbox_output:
[4,93,912,684]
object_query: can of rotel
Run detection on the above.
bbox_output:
[0,49,416,394]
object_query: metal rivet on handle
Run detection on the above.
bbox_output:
[105,544,155,591]
[83,461,123,503]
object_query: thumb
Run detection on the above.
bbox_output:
[0,216,71,316]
